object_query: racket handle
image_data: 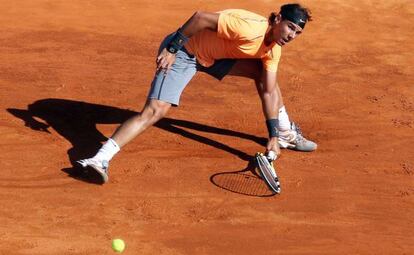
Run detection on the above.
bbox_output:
[266,151,277,162]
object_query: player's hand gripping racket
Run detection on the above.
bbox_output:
[255,151,281,194]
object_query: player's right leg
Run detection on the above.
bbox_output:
[77,33,198,183]
[77,99,171,182]
[111,99,171,147]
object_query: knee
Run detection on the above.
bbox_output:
[143,100,171,123]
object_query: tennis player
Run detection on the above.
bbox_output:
[78,3,317,183]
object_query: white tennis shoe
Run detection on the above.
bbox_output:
[278,122,317,152]
[77,158,109,183]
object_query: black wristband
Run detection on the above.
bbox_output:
[266,119,280,138]
[166,29,189,54]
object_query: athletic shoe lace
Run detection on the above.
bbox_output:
[293,123,305,143]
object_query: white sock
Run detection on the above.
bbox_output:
[278,106,291,131]
[93,138,120,162]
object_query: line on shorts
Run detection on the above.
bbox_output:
[157,72,167,100]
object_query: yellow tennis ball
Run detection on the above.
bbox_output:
[112,239,125,253]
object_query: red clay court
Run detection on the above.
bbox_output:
[0,0,413,254]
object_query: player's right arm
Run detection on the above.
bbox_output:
[156,12,219,72]
[180,11,220,36]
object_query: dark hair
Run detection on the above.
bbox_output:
[269,3,312,26]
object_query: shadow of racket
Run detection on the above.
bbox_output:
[210,160,276,197]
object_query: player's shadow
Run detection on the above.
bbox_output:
[7,98,266,185]
[210,160,276,197]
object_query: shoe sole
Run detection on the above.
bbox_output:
[76,161,109,183]
[278,140,317,152]
[278,140,296,149]
[88,164,109,183]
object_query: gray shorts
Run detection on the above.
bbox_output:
[147,33,236,106]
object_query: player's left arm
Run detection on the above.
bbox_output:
[258,69,282,157]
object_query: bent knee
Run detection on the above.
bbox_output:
[145,99,171,121]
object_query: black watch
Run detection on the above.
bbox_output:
[166,45,178,54]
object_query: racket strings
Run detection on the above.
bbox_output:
[257,155,281,194]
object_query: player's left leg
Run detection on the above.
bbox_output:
[218,59,317,152]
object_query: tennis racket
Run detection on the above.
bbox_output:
[255,152,281,194]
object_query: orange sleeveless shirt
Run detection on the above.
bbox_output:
[185,9,281,72]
